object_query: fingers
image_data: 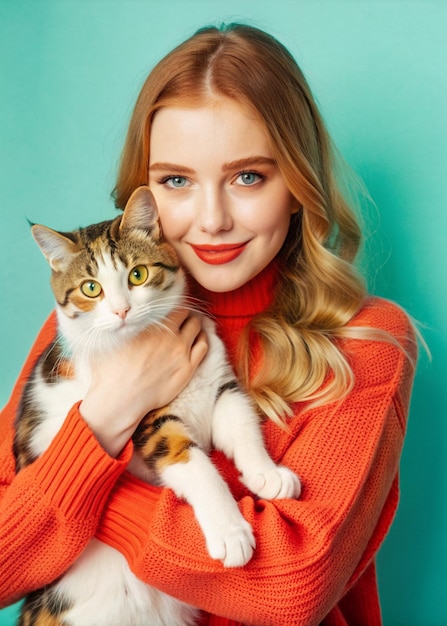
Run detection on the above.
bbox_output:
[165,308,207,352]
[165,307,190,331]
[80,306,209,458]
[176,314,209,371]
[190,329,209,367]
[179,312,203,342]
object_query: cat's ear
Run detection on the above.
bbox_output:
[31,225,78,272]
[120,186,160,237]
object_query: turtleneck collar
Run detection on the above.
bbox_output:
[187,261,279,319]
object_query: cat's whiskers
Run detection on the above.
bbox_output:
[133,294,204,321]
[131,298,178,321]
[44,338,67,364]
[61,294,207,370]
[70,323,106,366]
[42,339,74,380]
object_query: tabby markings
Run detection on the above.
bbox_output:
[19,588,71,626]
[134,411,197,470]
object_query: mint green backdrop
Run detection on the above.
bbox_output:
[0,1,445,624]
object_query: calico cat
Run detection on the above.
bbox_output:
[14,186,301,626]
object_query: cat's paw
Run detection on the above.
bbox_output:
[205,517,256,568]
[242,465,301,500]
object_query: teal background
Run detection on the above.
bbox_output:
[0,1,445,624]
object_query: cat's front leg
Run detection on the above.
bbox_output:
[212,385,302,500]
[161,446,256,567]
[240,464,302,500]
[134,411,255,567]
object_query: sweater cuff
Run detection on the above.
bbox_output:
[32,402,133,520]
[95,471,161,562]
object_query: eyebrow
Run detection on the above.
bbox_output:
[222,156,276,172]
[149,162,195,174]
[149,156,276,174]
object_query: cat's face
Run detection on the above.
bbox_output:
[32,187,185,357]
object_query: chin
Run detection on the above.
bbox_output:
[196,279,243,293]
[187,265,237,289]
[191,270,255,294]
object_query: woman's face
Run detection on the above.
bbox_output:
[148,97,296,292]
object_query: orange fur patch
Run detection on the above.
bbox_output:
[56,359,75,379]
[20,607,65,626]
[136,410,194,471]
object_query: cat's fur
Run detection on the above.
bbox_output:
[14,186,301,626]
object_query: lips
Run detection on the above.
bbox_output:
[190,242,248,265]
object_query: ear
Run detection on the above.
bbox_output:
[120,186,160,236]
[31,224,78,272]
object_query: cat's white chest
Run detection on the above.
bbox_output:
[31,371,90,457]
[169,325,232,448]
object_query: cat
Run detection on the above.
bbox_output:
[14,185,301,626]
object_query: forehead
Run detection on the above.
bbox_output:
[149,97,272,165]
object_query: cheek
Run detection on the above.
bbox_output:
[245,185,294,237]
[271,192,295,243]
[59,295,101,321]
[70,293,101,313]
[158,208,189,245]
[255,205,292,244]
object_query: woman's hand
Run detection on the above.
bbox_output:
[79,308,208,457]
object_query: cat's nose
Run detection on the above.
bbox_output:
[114,307,130,320]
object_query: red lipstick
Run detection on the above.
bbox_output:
[190,242,248,265]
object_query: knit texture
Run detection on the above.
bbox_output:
[0,264,417,625]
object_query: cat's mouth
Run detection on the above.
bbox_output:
[115,318,130,330]
[99,316,130,332]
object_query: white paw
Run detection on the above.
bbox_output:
[204,516,256,568]
[242,465,301,500]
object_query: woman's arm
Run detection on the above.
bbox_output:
[0,315,133,606]
[0,309,207,607]
[94,299,417,625]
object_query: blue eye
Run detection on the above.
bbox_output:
[236,171,263,186]
[165,176,188,188]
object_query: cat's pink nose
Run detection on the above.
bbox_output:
[115,307,130,320]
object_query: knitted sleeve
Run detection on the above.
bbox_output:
[94,299,417,625]
[0,314,133,607]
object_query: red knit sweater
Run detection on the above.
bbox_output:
[0,264,416,625]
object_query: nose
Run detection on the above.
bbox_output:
[114,307,130,320]
[198,188,232,234]
[110,296,130,319]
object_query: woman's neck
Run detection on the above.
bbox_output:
[188,261,278,319]
[187,262,279,366]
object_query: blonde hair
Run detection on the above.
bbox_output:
[114,24,376,425]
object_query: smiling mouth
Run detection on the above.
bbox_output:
[190,242,248,265]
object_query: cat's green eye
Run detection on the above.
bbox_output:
[80,280,102,298]
[129,265,149,286]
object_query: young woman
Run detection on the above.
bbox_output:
[0,23,417,625]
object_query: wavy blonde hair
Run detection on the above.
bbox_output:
[114,24,378,425]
